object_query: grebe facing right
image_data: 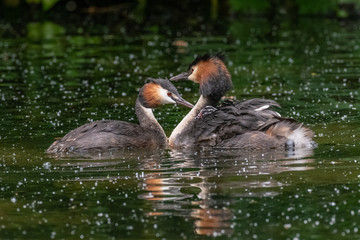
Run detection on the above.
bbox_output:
[47,78,193,153]
[169,53,316,150]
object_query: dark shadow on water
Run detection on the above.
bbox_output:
[46,147,166,161]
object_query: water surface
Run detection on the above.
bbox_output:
[1,18,360,239]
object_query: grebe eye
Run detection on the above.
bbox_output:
[167,92,172,97]
[191,68,194,73]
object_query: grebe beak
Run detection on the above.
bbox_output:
[171,95,194,108]
[170,72,190,81]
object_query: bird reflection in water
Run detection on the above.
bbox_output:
[140,169,234,236]
[138,148,314,237]
[48,147,314,237]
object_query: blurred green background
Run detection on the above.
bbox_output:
[2,0,360,37]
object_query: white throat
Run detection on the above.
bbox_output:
[169,95,209,147]
[140,104,155,121]
[136,99,167,147]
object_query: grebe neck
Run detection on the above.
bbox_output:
[135,98,167,147]
[169,95,211,148]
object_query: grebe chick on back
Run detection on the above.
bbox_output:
[169,53,315,150]
[46,78,194,154]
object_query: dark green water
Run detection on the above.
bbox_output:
[1,19,360,239]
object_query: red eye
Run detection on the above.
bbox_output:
[167,92,172,97]
[191,68,194,73]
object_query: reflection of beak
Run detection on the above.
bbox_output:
[170,72,190,81]
[171,95,194,108]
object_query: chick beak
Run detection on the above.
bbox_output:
[170,72,190,81]
[171,95,194,108]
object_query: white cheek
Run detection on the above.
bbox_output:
[188,74,195,81]
[159,88,176,104]
[188,66,198,82]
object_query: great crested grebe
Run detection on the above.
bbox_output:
[46,78,194,153]
[169,53,315,150]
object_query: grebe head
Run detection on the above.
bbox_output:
[139,78,194,109]
[170,53,232,103]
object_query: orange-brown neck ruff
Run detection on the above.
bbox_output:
[197,58,232,105]
[139,83,162,108]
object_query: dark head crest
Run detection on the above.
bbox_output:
[188,52,226,70]
[145,77,180,95]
